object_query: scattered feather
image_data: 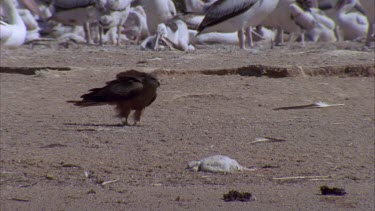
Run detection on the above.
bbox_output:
[274,101,344,110]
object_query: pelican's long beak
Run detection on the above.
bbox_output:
[20,0,46,20]
[334,0,345,10]
[154,32,163,51]
[354,2,366,15]
[318,0,333,10]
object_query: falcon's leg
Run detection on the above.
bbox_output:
[133,109,144,126]
[115,104,131,126]
[122,117,130,126]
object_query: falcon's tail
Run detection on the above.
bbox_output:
[66,100,104,107]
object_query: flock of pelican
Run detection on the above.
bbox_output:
[0,0,374,50]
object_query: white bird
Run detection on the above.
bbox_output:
[306,8,337,42]
[335,0,368,41]
[97,0,132,46]
[190,25,275,45]
[18,8,40,42]
[48,0,101,44]
[289,2,316,46]
[122,5,149,43]
[261,0,315,45]
[197,0,279,49]
[155,18,194,51]
[141,0,176,35]
[190,30,239,45]
[1,0,27,47]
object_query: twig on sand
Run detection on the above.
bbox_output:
[101,179,119,186]
[0,171,13,174]
[273,175,332,181]
[249,137,287,144]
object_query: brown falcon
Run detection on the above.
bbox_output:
[67,70,160,126]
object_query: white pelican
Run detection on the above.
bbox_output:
[306,8,337,42]
[1,0,27,47]
[48,0,101,44]
[141,0,176,34]
[261,0,318,45]
[97,0,132,46]
[190,25,275,45]
[197,0,278,49]
[155,18,194,51]
[122,5,149,43]
[335,0,368,41]
[18,9,40,42]
[189,30,239,45]
[289,2,316,46]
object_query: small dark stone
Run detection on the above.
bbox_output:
[320,185,347,196]
[87,189,96,194]
[223,190,253,202]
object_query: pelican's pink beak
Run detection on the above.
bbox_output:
[354,2,366,15]
[20,0,46,20]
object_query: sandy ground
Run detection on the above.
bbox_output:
[0,41,374,210]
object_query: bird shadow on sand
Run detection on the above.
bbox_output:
[273,104,319,110]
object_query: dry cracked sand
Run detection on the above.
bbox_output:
[1,41,374,210]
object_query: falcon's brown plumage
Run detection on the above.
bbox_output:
[67,70,160,126]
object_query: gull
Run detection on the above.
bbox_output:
[335,0,368,41]
[140,0,176,34]
[197,0,279,49]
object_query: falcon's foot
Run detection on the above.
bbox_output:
[122,118,130,126]
[133,121,143,127]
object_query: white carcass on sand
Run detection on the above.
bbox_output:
[187,155,253,173]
